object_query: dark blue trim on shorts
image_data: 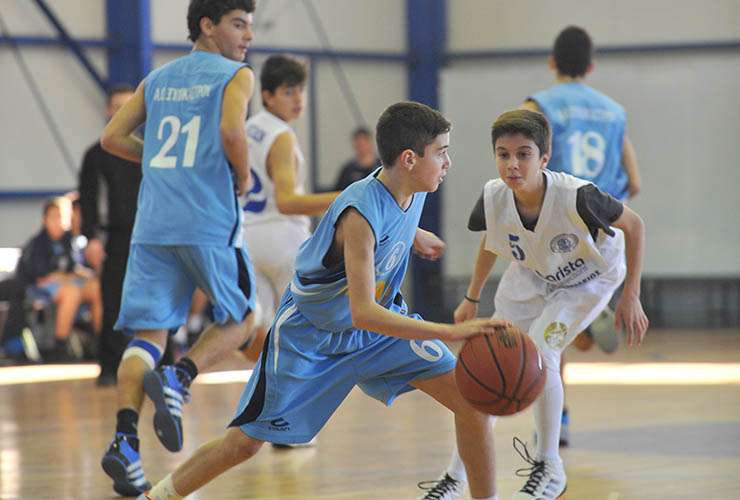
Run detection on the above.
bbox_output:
[235,249,253,321]
[228,191,240,246]
[229,329,271,427]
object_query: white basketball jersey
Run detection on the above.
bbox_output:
[483,170,624,289]
[241,110,310,229]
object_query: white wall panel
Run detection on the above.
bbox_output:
[0,47,106,191]
[152,0,405,53]
[449,0,740,51]
[313,59,406,188]
[0,0,105,38]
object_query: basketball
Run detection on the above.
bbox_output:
[455,325,547,416]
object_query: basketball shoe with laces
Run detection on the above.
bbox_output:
[143,365,191,452]
[416,472,466,499]
[511,437,566,499]
[588,306,619,354]
[101,433,151,496]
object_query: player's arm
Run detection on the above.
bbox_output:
[269,131,339,215]
[413,228,445,260]
[101,83,146,162]
[340,209,506,341]
[622,135,641,198]
[611,205,649,345]
[221,67,254,195]
[454,235,498,323]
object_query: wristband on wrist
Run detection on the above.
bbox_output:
[464,294,480,304]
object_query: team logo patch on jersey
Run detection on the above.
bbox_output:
[544,321,568,349]
[550,233,579,253]
[246,124,266,142]
[379,241,406,274]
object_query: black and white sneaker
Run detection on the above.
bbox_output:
[511,437,566,499]
[417,472,466,499]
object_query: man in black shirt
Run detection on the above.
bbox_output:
[78,84,141,386]
[333,127,380,191]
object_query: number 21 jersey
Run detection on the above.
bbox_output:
[134,51,247,247]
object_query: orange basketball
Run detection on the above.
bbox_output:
[455,325,547,416]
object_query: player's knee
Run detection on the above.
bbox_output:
[531,338,561,373]
[56,283,82,303]
[221,429,263,464]
[121,338,164,370]
[456,402,497,429]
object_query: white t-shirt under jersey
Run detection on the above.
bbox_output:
[241,110,310,230]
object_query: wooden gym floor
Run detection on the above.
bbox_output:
[1,328,739,499]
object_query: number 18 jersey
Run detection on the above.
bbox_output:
[134,51,247,247]
[530,82,627,200]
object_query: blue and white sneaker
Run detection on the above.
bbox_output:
[101,433,151,496]
[143,366,191,452]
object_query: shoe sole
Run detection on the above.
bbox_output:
[113,480,150,497]
[590,308,619,354]
[143,370,183,452]
[101,454,129,486]
[271,438,317,449]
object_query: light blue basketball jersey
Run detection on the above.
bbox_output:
[290,169,426,332]
[133,51,247,246]
[531,83,628,200]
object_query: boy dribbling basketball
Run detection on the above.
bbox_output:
[419,109,648,500]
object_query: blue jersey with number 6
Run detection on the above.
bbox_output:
[531,83,627,200]
[290,170,425,332]
[134,51,247,246]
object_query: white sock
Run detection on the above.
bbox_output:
[473,495,498,500]
[446,444,468,482]
[533,366,565,462]
[187,314,203,333]
[148,473,182,500]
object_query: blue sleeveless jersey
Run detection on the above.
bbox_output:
[531,83,628,200]
[133,51,247,246]
[290,170,425,332]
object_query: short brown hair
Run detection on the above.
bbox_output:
[376,102,450,167]
[491,109,551,157]
[187,0,255,42]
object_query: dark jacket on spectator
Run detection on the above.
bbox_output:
[16,230,75,286]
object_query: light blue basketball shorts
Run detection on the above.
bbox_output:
[115,243,256,333]
[229,294,456,444]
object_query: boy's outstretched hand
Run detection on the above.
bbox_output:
[614,292,649,346]
[448,318,511,341]
[453,298,478,324]
[413,228,446,261]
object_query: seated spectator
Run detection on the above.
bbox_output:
[15,199,103,360]
[333,126,380,191]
